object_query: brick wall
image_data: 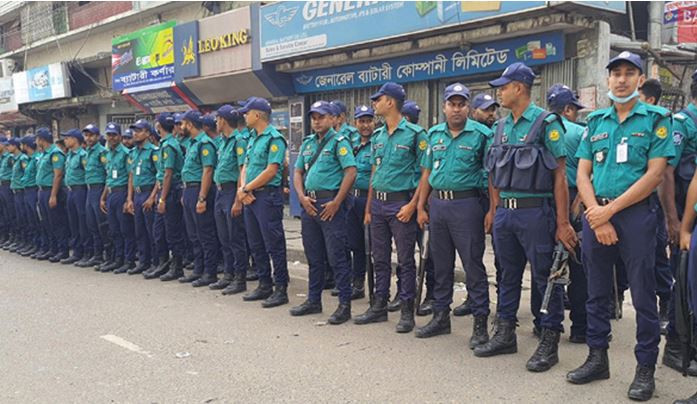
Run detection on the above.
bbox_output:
[69,2,132,30]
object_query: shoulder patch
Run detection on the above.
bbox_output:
[549,129,560,142]
[236,147,244,155]
[339,146,348,156]
[52,155,59,163]
[202,148,210,157]
[152,154,159,162]
[655,126,668,139]
[270,143,279,153]
[418,139,428,151]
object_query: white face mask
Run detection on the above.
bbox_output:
[607,89,639,104]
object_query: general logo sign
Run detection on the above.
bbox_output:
[173,21,200,81]
[292,32,564,93]
[198,29,250,54]
[112,21,176,91]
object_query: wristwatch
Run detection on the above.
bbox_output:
[197,196,206,203]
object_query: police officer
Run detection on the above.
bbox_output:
[345,105,375,298]
[238,97,290,308]
[401,100,421,125]
[474,63,577,374]
[547,83,588,344]
[35,127,70,263]
[330,100,360,146]
[415,83,491,348]
[78,123,109,268]
[126,119,159,275]
[202,114,221,149]
[566,52,674,401]
[8,138,27,253]
[19,136,40,257]
[179,110,220,287]
[122,128,134,149]
[152,113,187,282]
[290,100,357,324]
[209,105,249,294]
[354,82,428,333]
[61,129,89,265]
[0,139,15,248]
[99,123,136,273]
[27,136,48,259]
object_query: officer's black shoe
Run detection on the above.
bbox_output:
[222,277,247,295]
[160,256,184,281]
[114,261,135,274]
[20,246,37,257]
[526,328,560,372]
[245,267,258,281]
[354,296,388,325]
[208,277,231,290]
[32,250,48,259]
[243,283,273,301]
[60,255,81,265]
[143,264,169,280]
[151,256,171,274]
[128,262,149,275]
[74,256,91,267]
[262,285,289,308]
[569,333,587,344]
[566,348,610,384]
[387,296,401,312]
[396,299,415,333]
[95,260,111,272]
[328,303,351,325]
[473,318,517,357]
[192,275,217,287]
[351,287,365,300]
[453,297,472,317]
[469,315,489,349]
[659,297,669,335]
[627,364,655,402]
[674,391,697,404]
[415,309,451,338]
[185,261,195,270]
[416,298,434,317]
[330,287,339,297]
[82,255,102,268]
[49,252,69,263]
[290,299,322,316]
[178,273,201,283]
[101,259,123,273]
[662,336,697,376]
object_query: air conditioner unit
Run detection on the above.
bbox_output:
[0,59,16,78]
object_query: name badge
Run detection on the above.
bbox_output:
[112,170,118,179]
[616,138,628,164]
[136,166,141,175]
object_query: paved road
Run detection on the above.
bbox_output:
[0,251,694,403]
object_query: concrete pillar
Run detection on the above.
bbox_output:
[576,20,611,112]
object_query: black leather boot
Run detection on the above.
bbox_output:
[160,256,184,281]
[222,275,246,295]
[208,274,232,290]
[469,315,489,349]
[192,274,218,287]
[674,391,697,404]
[262,285,289,308]
[387,295,401,312]
[114,261,136,274]
[351,286,365,300]
[60,255,81,265]
[243,283,273,301]
[354,296,388,325]
[416,297,434,317]
[101,258,123,273]
[178,273,201,283]
[289,299,322,316]
[328,303,351,325]
[566,348,610,384]
[663,335,697,376]
[627,364,655,401]
[473,318,517,357]
[415,309,451,338]
[395,299,415,333]
[453,297,472,317]
[128,262,149,275]
[526,328,560,372]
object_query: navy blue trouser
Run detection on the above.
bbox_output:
[346,194,367,284]
[567,188,587,337]
[151,208,168,262]
[38,188,69,255]
[214,185,248,279]
[493,201,564,332]
[370,198,418,302]
[244,187,288,286]
[134,189,156,267]
[23,188,41,248]
[583,199,660,366]
[689,223,697,314]
[301,197,352,304]
[12,190,26,242]
[107,189,135,262]
[85,185,107,257]
[430,196,489,315]
[66,187,89,258]
[156,187,186,259]
[0,184,14,235]
[654,204,673,301]
[182,186,219,277]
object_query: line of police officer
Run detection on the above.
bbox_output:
[1,53,696,403]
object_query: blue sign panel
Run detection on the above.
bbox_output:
[291,31,564,93]
[173,21,200,81]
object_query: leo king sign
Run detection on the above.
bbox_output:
[198,29,250,54]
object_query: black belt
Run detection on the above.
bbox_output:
[24,186,37,191]
[12,189,23,194]
[596,196,650,207]
[0,180,10,186]
[66,185,86,191]
[498,197,547,209]
[107,186,127,194]
[217,181,237,191]
[252,186,279,194]
[305,190,337,199]
[433,189,479,201]
[352,188,368,198]
[374,190,412,202]
[182,181,201,189]
[135,184,155,194]
[86,183,104,190]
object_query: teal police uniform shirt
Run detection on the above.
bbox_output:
[36,144,65,187]
[130,142,158,187]
[576,101,674,199]
[295,129,356,191]
[0,151,14,181]
[214,129,248,184]
[64,147,87,186]
[105,144,130,188]
[157,133,183,184]
[83,143,107,185]
[23,151,41,187]
[353,136,372,190]
[370,117,429,193]
[337,122,360,147]
[563,118,585,188]
[424,119,492,191]
[10,153,28,189]
[181,132,217,183]
[244,125,287,187]
[671,103,697,168]
[489,103,566,199]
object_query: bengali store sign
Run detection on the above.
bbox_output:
[665,1,697,42]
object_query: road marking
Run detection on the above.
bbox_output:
[100,334,153,358]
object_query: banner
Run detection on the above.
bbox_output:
[12,63,71,104]
[112,21,176,91]
[173,21,200,82]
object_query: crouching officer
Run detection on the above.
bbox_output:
[415,83,491,348]
[78,124,109,268]
[474,63,577,374]
[290,101,357,324]
[566,52,674,402]
[61,129,89,265]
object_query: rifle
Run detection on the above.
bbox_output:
[675,250,694,376]
[364,225,375,305]
[415,224,430,314]
[540,241,570,315]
